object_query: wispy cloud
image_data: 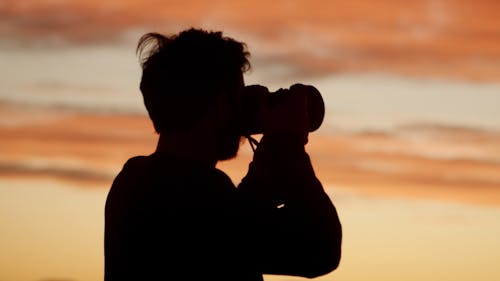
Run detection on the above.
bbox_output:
[0,161,112,183]
[1,0,499,81]
[1,107,499,205]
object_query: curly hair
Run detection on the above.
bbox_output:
[137,28,251,133]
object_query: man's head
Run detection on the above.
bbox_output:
[137,28,251,160]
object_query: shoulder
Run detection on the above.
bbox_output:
[122,155,150,170]
[108,155,151,193]
[116,155,157,179]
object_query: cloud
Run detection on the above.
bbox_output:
[0,161,112,183]
[0,0,223,45]
[0,106,499,206]
[1,0,500,81]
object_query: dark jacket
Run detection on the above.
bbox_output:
[105,135,342,280]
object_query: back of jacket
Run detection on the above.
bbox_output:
[105,153,262,281]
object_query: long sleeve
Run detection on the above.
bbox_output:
[237,134,342,278]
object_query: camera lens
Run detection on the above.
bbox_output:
[240,84,325,135]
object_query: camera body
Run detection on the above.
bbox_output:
[239,83,325,136]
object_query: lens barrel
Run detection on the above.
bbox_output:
[240,84,325,135]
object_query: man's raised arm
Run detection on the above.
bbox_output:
[237,133,342,278]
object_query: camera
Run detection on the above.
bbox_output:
[239,83,325,136]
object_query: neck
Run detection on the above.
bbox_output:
[155,132,218,168]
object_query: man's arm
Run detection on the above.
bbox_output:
[237,134,342,278]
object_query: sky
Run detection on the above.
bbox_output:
[2,0,499,81]
[1,0,500,131]
[0,1,500,281]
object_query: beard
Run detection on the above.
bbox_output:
[215,115,242,161]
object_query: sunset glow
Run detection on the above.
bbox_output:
[1,0,499,280]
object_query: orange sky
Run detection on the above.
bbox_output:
[2,0,499,204]
[1,102,500,281]
[1,2,500,281]
[2,0,500,81]
[1,0,499,219]
[1,104,499,206]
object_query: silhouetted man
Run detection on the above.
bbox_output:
[105,28,342,281]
